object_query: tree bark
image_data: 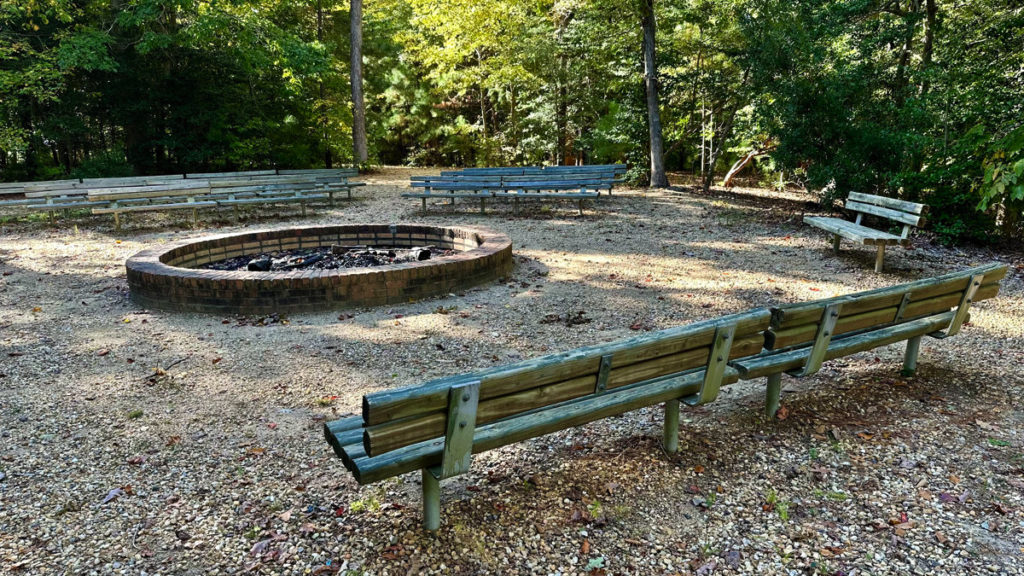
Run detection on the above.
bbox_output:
[350,0,368,164]
[641,0,668,187]
[919,0,937,97]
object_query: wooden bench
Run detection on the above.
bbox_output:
[732,262,1005,417]
[323,263,1005,530]
[88,182,219,229]
[405,172,614,215]
[2,168,362,226]
[804,192,927,272]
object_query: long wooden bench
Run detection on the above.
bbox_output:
[323,263,1005,530]
[405,166,623,215]
[2,168,362,226]
[805,192,927,272]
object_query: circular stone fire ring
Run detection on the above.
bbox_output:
[126,224,513,314]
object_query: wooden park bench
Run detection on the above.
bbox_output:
[323,263,1005,530]
[804,192,927,272]
[405,165,624,215]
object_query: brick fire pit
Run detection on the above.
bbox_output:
[125,224,513,313]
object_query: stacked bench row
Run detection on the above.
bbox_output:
[404,164,626,215]
[324,263,1006,530]
[0,169,363,228]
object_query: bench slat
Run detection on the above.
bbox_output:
[361,309,769,429]
[92,200,218,214]
[848,192,925,215]
[771,263,1006,329]
[803,216,904,245]
[348,367,726,485]
[733,310,958,380]
[846,200,924,227]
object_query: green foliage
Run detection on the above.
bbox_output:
[1,0,1020,242]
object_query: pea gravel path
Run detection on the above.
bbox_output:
[1,168,1022,575]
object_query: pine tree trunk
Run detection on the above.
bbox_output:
[642,0,668,187]
[350,0,368,164]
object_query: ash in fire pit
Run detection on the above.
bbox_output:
[201,245,449,272]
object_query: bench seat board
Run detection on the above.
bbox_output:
[803,216,906,245]
[93,200,219,214]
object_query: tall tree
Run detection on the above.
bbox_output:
[641,0,669,187]
[350,0,368,163]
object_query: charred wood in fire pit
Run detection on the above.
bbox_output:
[247,257,272,272]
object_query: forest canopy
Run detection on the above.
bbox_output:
[1,0,1021,241]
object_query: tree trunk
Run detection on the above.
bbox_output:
[318,0,333,168]
[350,0,368,164]
[919,0,937,97]
[641,0,668,187]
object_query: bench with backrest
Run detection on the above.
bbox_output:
[406,177,608,215]
[731,262,1005,417]
[323,263,1005,530]
[2,168,363,226]
[804,192,927,272]
[88,175,333,228]
[406,164,625,215]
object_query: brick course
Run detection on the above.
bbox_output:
[126,224,513,314]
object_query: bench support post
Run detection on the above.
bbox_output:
[874,245,885,273]
[788,302,841,377]
[684,322,737,406]
[480,197,486,215]
[663,399,680,453]
[578,199,584,216]
[931,274,983,339]
[765,372,782,418]
[902,335,922,377]
[113,212,121,231]
[832,234,841,254]
[421,198,427,213]
[421,469,440,531]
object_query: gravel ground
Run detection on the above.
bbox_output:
[1,167,1022,576]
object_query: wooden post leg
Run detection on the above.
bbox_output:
[480,197,486,215]
[421,198,427,213]
[663,399,680,453]
[832,234,841,254]
[421,469,440,531]
[329,190,335,207]
[902,335,922,377]
[578,199,584,216]
[234,205,240,223]
[301,202,307,217]
[192,208,199,228]
[49,210,56,225]
[875,245,885,273]
[765,373,782,419]
[113,212,121,231]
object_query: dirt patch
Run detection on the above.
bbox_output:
[0,167,1021,575]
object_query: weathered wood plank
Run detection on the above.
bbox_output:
[362,309,769,427]
[766,282,1000,349]
[848,192,926,215]
[845,200,924,227]
[771,264,1006,329]
[734,310,959,380]
[351,368,732,485]
[803,216,903,245]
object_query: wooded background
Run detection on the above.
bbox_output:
[1,0,1021,241]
